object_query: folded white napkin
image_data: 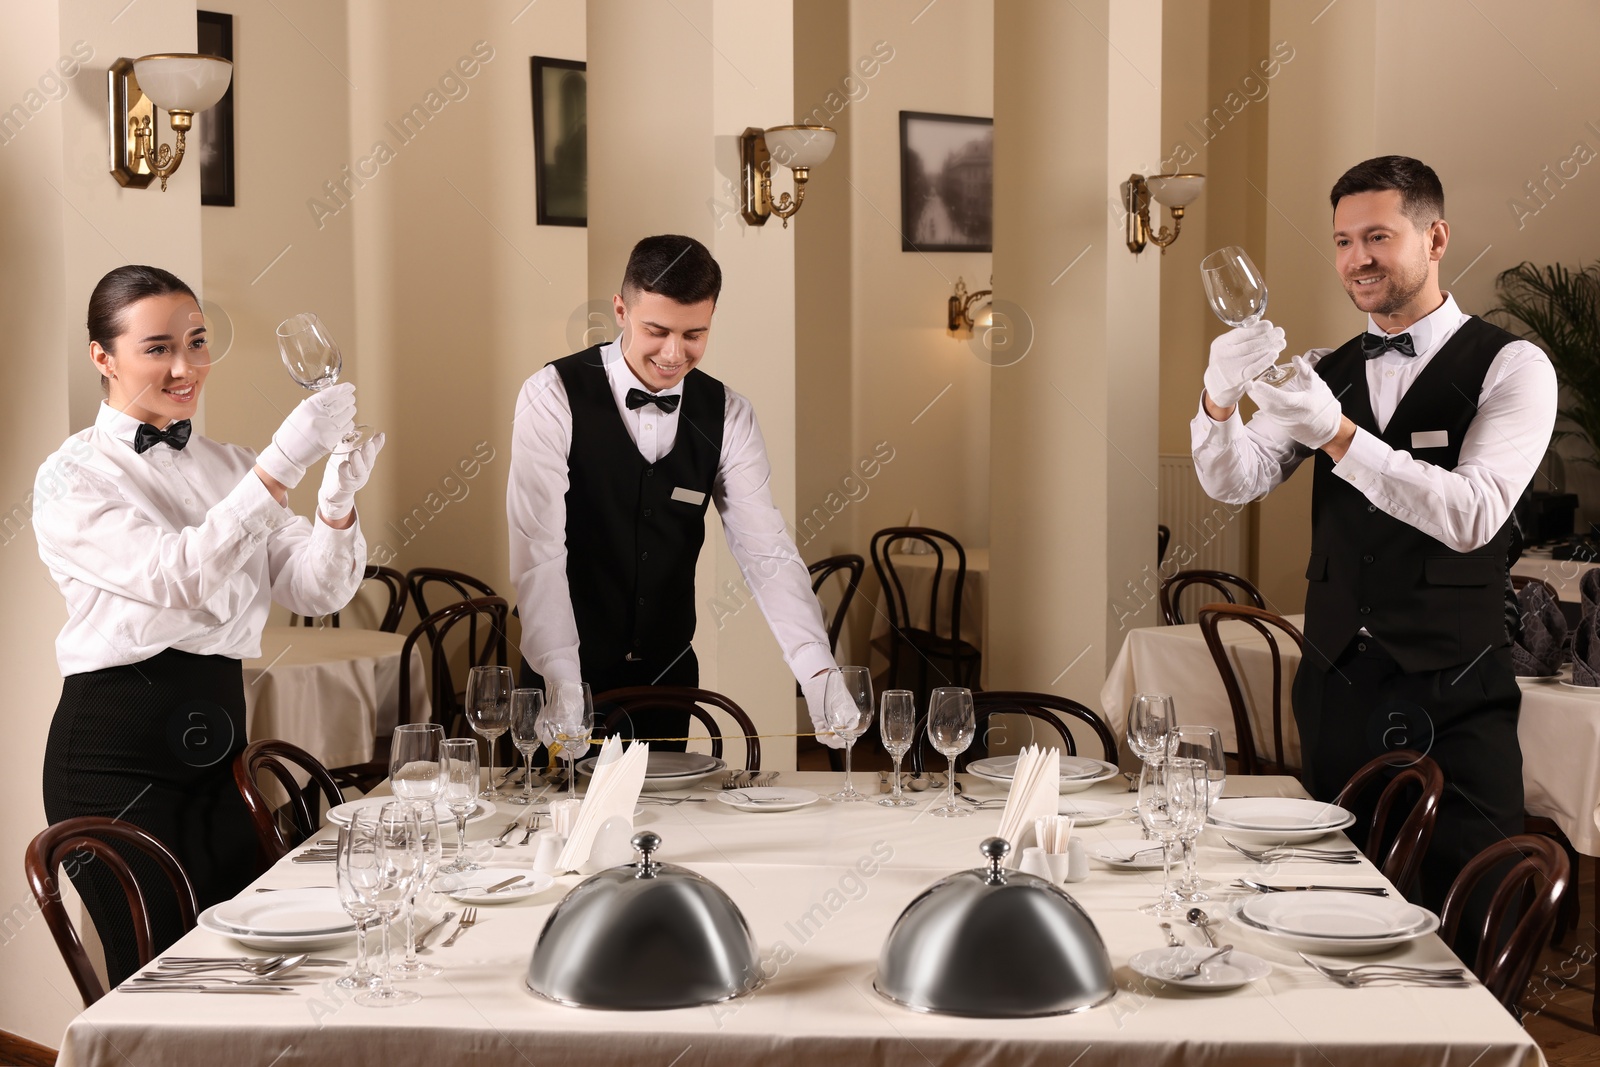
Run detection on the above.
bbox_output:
[995,745,1060,868]
[556,736,648,871]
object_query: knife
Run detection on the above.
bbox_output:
[120,984,300,994]
[1240,879,1389,896]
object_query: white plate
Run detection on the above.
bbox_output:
[211,889,353,936]
[1129,947,1272,991]
[576,754,728,792]
[715,787,820,813]
[1557,679,1600,694]
[968,759,1120,794]
[197,905,355,951]
[1240,893,1430,939]
[1055,799,1129,826]
[1206,813,1356,846]
[327,797,497,827]
[577,751,722,778]
[434,868,556,903]
[968,754,1107,781]
[1228,897,1439,955]
[1088,841,1166,869]
[1208,798,1353,831]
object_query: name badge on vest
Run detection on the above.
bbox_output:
[1411,430,1448,449]
[671,487,707,506]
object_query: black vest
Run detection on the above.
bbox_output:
[1303,316,1520,672]
[553,349,725,680]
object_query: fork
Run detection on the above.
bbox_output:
[1296,953,1468,980]
[1225,839,1362,864]
[440,907,478,947]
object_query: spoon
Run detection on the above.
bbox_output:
[1158,921,1185,948]
[1187,907,1217,948]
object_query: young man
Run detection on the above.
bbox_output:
[508,235,846,749]
[1191,157,1556,909]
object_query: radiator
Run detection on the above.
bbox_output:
[1158,454,1248,575]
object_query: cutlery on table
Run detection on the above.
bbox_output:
[519,816,542,845]
[1187,907,1218,947]
[481,875,526,893]
[1224,839,1362,864]
[1171,944,1234,980]
[1295,953,1468,981]
[157,954,331,975]
[440,907,478,947]
[724,791,794,806]
[159,955,343,968]
[491,819,522,846]
[1105,844,1163,862]
[254,885,338,892]
[1237,878,1389,896]
[1158,922,1186,948]
[415,910,456,950]
[119,984,301,995]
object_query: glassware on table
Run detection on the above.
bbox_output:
[1199,245,1294,386]
[1168,725,1226,901]
[926,687,977,818]
[275,312,374,450]
[439,737,481,874]
[507,687,547,807]
[1126,693,1177,765]
[823,666,874,803]
[390,802,443,980]
[544,680,595,795]
[465,665,513,798]
[878,689,918,808]
[333,815,379,990]
[389,723,444,804]
[355,801,422,1007]
[1136,756,1209,916]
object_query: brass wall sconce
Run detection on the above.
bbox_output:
[740,124,836,228]
[109,53,233,190]
[948,277,993,332]
[1123,172,1204,254]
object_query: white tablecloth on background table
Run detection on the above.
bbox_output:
[1102,617,1600,856]
[243,626,430,770]
[58,771,1541,1066]
[868,547,990,688]
[1511,556,1599,603]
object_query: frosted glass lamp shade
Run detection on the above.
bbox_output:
[1145,173,1205,208]
[132,54,233,112]
[763,125,836,170]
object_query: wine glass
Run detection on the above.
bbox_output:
[1168,725,1226,900]
[355,801,422,1007]
[545,680,595,795]
[465,665,513,798]
[438,737,481,874]
[334,814,379,990]
[1199,246,1294,386]
[824,667,874,803]
[389,802,443,980]
[275,312,374,450]
[926,687,976,818]
[389,723,444,804]
[508,688,546,807]
[1137,756,1208,916]
[1126,693,1177,764]
[878,689,917,808]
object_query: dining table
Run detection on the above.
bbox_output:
[243,626,431,771]
[56,768,1543,1066]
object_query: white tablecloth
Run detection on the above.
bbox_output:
[58,772,1541,1066]
[1102,617,1600,856]
[868,547,990,688]
[1511,556,1599,603]
[243,626,430,770]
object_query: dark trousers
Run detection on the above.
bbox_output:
[519,647,699,755]
[42,650,256,987]
[1292,639,1523,921]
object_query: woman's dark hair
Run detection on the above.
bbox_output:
[620,235,721,306]
[1329,155,1444,229]
[87,264,198,351]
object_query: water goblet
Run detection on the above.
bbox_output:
[465,665,513,798]
[355,802,422,1007]
[824,666,874,803]
[389,723,444,805]
[334,815,379,990]
[275,312,374,450]
[1199,246,1294,385]
[508,688,546,807]
[877,689,917,808]
[927,687,976,818]
[1137,756,1208,916]
[1126,693,1177,765]
[1169,725,1226,900]
[390,802,443,980]
[438,737,481,874]
[545,680,595,795]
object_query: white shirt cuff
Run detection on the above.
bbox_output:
[788,643,837,685]
[1333,425,1389,491]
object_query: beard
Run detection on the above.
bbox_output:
[1342,255,1430,316]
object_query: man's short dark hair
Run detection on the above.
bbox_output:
[1329,155,1444,229]
[620,235,722,306]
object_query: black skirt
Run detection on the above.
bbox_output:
[42,648,257,987]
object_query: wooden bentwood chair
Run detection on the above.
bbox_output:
[1159,568,1267,626]
[869,527,982,710]
[1196,604,1304,778]
[233,739,345,869]
[293,564,408,631]
[1331,749,1443,900]
[912,690,1117,774]
[1442,834,1570,1015]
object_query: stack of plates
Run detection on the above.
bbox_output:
[1207,798,1356,844]
[1231,892,1439,955]
[326,796,497,827]
[197,888,356,950]
[966,755,1119,794]
[576,751,726,792]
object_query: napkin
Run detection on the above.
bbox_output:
[1572,570,1600,686]
[556,735,648,871]
[1511,580,1567,677]
[995,745,1060,868]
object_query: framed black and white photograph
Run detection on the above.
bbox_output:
[531,56,586,227]
[196,10,235,207]
[899,111,993,252]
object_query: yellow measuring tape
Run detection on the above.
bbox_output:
[542,731,835,770]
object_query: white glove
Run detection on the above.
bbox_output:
[317,432,384,522]
[1204,320,1287,409]
[1245,355,1344,448]
[257,383,358,489]
[801,672,849,750]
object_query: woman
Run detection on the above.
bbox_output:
[33,265,384,984]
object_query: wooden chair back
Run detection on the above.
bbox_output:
[292,564,408,631]
[1157,524,1171,564]
[1196,604,1303,777]
[233,739,345,867]
[24,817,198,1006]
[914,690,1118,773]
[869,527,982,705]
[1441,834,1570,1013]
[808,554,865,656]
[593,686,761,771]
[405,567,497,620]
[1332,749,1443,897]
[1160,568,1266,626]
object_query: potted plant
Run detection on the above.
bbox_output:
[1491,261,1600,465]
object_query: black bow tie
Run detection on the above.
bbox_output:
[626,388,681,413]
[133,420,192,454]
[1361,331,1418,360]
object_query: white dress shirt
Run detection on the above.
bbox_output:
[507,341,835,685]
[33,403,366,675]
[1191,294,1557,553]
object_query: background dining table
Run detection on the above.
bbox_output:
[56,769,1542,1066]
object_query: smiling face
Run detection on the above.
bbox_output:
[613,289,714,392]
[1333,188,1448,330]
[91,292,211,428]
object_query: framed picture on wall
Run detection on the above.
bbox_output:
[899,111,993,252]
[531,56,586,226]
[196,10,235,207]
